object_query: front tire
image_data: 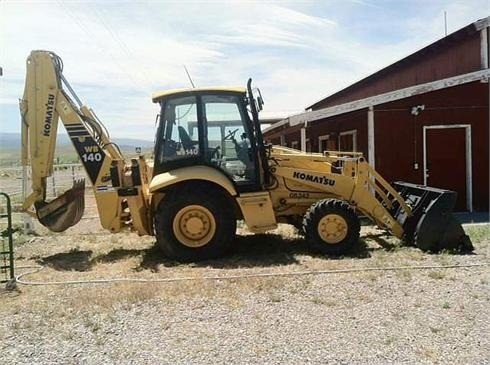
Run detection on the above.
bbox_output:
[154,186,236,262]
[303,199,360,255]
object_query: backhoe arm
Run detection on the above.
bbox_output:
[20,50,150,234]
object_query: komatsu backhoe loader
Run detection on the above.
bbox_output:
[20,50,473,261]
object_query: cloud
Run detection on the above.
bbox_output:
[0,0,487,139]
[209,3,336,49]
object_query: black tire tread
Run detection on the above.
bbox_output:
[303,199,360,255]
[154,184,236,262]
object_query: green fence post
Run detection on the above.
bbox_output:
[0,192,15,287]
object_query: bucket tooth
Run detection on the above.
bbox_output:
[393,181,473,253]
[35,179,85,232]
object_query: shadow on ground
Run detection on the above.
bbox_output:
[33,225,480,273]
[110,233,376,272]
[365,233,399,251]
[201,233,372,270]
[35,233,389,272]
[37,249,94,272]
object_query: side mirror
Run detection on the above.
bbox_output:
[255,88,264,111]
[247,79,264,112]
[256,96,264,111]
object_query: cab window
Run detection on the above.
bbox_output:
[157,96,199,164]
[202,94,256,184]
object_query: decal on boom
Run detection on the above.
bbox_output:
[65,123,105,184]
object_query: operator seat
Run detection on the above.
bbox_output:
[178,126,198,150]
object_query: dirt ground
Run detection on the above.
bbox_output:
[1,203,489,364]
[1,186,489,364]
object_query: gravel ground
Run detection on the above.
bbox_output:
[1,223,489,364]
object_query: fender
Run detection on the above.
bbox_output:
[149,165,237,196]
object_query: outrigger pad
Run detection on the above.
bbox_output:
[35,179,85,232]
[393,181,474,253]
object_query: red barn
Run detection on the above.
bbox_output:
[264,17,489,212]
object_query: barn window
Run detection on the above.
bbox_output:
[318,134,337,153]
[338,130,357,152]
[291,140,299,150]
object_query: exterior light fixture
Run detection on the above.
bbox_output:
[411,104,425,115]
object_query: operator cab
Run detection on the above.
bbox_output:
[152,86,262,192]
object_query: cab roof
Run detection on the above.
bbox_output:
[152,86,247,102]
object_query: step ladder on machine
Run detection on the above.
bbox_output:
[0,192,15,289]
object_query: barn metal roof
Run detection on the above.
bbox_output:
[306,16,489,111]
[264,16,489,135]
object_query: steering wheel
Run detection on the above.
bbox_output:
[224,128,239,141]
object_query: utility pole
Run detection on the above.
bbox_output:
[444,11,448,36]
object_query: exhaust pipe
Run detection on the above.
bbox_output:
[34,179,85,232]
[393,181,473,252]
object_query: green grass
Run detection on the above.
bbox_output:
[428,271,446,280]
[465,225,490,243]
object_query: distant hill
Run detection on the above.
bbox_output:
[114,138,155,149]
[0,133,155,166]
[0,133,154,149]
[0,133,24,149]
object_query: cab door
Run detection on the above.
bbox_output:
[201,93,260,192]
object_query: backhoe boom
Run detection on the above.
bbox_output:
[20,50,151,234]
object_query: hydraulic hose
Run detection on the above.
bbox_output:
[11,262,489,287]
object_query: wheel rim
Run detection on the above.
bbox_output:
[173,205,216,248]
[317,213,348,244]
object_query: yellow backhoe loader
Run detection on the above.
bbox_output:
[20,50,473,261]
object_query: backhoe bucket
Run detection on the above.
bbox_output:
[393,181,473,252]
[34,179,85,232]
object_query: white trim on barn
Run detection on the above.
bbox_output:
[481,26,489,69]
[263,69,490,133]
[474,17,490,31]
[367,106,375,167]
[318,134,329,153]
[422,124,473,211]
[338,129,357,151]
[301,123,307,152]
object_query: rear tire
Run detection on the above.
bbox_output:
[154,186,236,262]
[303,199,360,255]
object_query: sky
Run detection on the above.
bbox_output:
[0,0,488,140]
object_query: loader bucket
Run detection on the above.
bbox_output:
[34,179,85,232]
[393,181,473,253]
